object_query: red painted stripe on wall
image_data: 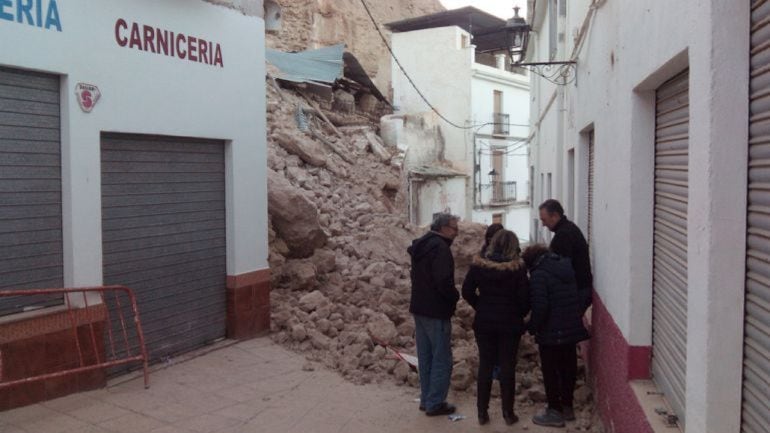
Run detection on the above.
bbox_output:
[588,293,654,433]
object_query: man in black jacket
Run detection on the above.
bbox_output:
[539,199,593,311]
[408,213,460,416]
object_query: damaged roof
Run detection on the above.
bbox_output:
[266,44,390,104]
[266,44,345,85]
[385,6,510,54]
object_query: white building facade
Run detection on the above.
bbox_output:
[0,0,269,408]
[527,0,758,432]
[388,12,531,241]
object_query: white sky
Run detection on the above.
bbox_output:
[438,0,527,20]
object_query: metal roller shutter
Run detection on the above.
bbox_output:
[651,70,689,426]
[587,130,594,245]
[101,133,227,364]
[0,67,63,316]
[743,1,770,431]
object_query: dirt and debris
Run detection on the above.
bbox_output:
[263,2,601,428]
[264,76,602,432]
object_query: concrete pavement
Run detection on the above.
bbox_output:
[0,338,578,433]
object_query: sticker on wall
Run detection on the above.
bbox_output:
[75,83,101,113]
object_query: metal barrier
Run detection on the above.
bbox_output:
[0,286,150,390]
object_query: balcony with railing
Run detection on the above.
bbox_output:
[479,181,517,206]
[493,113,510,135]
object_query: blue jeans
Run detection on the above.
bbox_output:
[414,314,452,411]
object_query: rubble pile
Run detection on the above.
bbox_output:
[264,81,601,431]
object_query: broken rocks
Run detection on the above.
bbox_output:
[268,170,327,258]
[298,290,328,312]
[272,130,327,167]
[281,259,317,291]
[366,312,398,343]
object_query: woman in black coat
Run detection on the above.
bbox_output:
[462,230,529,426]
[522,244,590,427]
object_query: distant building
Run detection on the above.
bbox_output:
[386,7,531,240]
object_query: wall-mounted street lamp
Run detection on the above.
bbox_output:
[504,5,576,85]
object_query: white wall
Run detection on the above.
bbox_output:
[392,26,473,169]
[411,176,467,227]
[528,0,750,431]
[0,0,268,286]
[471,64,530,139]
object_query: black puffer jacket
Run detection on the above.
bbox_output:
[528,253,590,345]
[461,255,530,334]
[408,232,459,319]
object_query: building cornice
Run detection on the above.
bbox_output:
[471,66,531,91]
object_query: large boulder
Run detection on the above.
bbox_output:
[268,170,327,258]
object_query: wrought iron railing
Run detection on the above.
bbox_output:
[493,113,510,135]
[480,181,517,205]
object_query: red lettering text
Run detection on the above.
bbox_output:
[176,33,187,59]
[199,38,208,64]
[115,19,128,47]
[157,29,169,55]
[114,19,224,68]
[188,36,198,62]
[143,25,155,53]
[214,44,223,68]
[129,22,141,49]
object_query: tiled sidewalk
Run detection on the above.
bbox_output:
[0,338,565,433]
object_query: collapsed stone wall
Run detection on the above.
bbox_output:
[265,80,602,431]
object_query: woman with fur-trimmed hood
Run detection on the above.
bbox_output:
[462,229,530,426]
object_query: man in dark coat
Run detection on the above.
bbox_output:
[408,213,460,416]
[539,199,593,311]
[523,244,590,427]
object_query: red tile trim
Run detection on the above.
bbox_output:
[226,268,270,289]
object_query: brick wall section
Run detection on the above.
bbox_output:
[0,306,107,411]
[226,268,270,339]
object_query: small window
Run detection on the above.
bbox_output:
[493,213,504,224]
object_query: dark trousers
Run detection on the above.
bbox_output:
[539,343,578,412]
[414,315,452,411]
[475,331,520,414]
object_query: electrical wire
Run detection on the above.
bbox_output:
[359,0,530,131]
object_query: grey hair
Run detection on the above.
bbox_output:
[430,213,460,232]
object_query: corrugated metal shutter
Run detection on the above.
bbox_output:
[743,1,770,431]
[101,134,226,364]
[651,70,689,426]
[0,67,63,316]
[587,130,594,245]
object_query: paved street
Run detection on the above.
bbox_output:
[0,338,572,433]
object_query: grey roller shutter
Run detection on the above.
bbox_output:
[587,130,594,245]
[0,67,63,316]
[651,70,689,426]
[743,1,770,431]
[101,133,226,364]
